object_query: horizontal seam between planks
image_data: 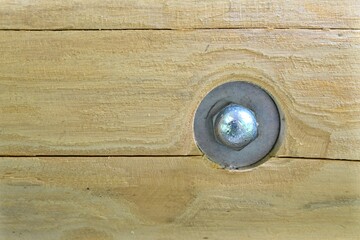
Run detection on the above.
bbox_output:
[0,154,202,158]
[276,156,360,162]
[0,154,358,162]
[0,27,359,31]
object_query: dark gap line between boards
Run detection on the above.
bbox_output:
[0,154,358,162]
[0,27,359,32]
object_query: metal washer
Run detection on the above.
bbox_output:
[193,81,282,169]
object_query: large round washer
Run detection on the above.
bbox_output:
[193,81,282,169]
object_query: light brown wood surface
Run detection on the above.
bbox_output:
[1,1,360,239]
[0,0,359,30]
[0,156,360,239]
[0,30,359,159]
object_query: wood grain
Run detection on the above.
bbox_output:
[0,0,359,30]
[1,2,359,240]
[1,30,359,159]
[0,156,359,239]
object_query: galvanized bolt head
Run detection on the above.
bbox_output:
[194,81,282,169]
[213,104,258,150]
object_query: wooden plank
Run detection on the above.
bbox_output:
[0,156,359,239]
[0,0,359,30]
[0,30,359,159]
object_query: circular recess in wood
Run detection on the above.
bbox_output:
[193,81,284,170]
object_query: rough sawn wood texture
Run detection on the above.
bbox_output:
[0,30,359,159]
[0,156,359,239]
[0,0,360,239]
[0,0,359,30]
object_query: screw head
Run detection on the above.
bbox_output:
[193,81,282,169]
[213,104,258,150]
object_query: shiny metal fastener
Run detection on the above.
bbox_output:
[193,81,283,170]
[213,104,258,150]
